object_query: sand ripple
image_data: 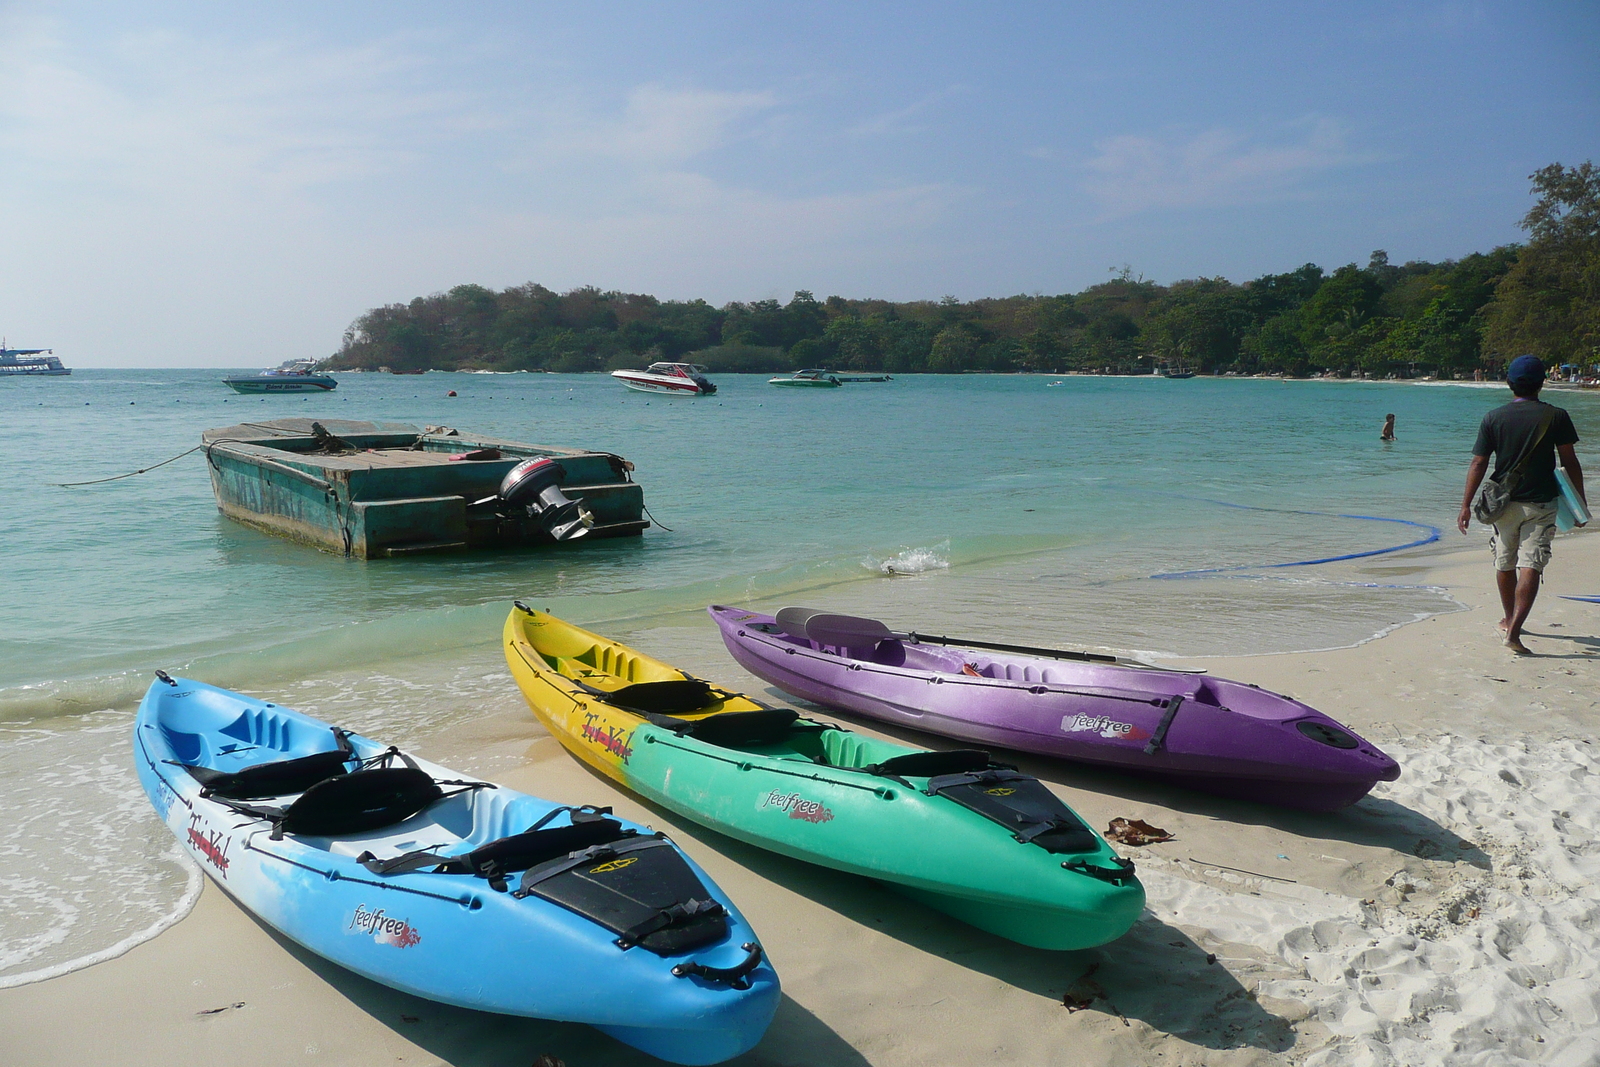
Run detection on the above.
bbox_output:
[1144,733,1600,1065]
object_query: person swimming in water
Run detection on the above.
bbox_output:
[1380,413,1396,441]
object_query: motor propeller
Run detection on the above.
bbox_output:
[476,458,593,542]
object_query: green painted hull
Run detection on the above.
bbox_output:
[625,727,1142,949]
[504,608,1144,951]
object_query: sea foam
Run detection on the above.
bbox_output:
[866,542,952,575]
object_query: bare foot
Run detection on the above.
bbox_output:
[1497,619,1510,635]
[1505,637,1532,655]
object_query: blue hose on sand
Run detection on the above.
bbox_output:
[1149,497,1441,580]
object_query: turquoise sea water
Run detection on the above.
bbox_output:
[2,369,1596,984]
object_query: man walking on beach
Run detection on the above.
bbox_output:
[1458,355,1586,654]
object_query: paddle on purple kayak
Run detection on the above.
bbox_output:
[709,606,1399,812]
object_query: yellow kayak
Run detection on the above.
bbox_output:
[503,604,1144,950]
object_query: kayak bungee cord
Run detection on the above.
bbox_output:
[1145,494,1440,579]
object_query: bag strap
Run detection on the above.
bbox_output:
[1501,408,1559,485]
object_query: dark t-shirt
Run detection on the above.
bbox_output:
[1472,398,1580,503]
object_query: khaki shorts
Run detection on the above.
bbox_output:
[1489,500,1558,572]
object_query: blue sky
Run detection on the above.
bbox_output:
[2,2,1596,366]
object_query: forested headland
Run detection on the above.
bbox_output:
[323,162,1599,378]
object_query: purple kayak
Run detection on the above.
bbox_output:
[709,606,1399,812]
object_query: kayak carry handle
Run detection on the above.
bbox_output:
[155,670,178,687]
[1143,695,1185,755]
[672,942,764,989]
[1062,856,1137,885]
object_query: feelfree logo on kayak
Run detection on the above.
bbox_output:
[761,789,835,824]
[1060,713,1150,741]
[348,904,421,948]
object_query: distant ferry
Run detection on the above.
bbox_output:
[222,359,337,393]
[0,343,70,376]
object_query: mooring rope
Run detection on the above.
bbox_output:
[642,502,673,532]
[54,445,204,488]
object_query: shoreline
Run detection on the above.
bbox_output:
[3,531,1596,1065]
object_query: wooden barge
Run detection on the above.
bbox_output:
[201,419,648,558]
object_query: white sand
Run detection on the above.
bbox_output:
[3,531,1596,1066]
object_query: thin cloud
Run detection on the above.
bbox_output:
[611,85,775,163]
[0,19,466,203]
[1082,119,1372,216]
[848,86,965,139]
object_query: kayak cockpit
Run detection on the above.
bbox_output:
[641,708,1120,866]
[166,717,737,955]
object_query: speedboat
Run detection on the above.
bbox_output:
[710,606,1401,812]
[768,368,841,387]
[223,359,337,393]
[611,362,716,396]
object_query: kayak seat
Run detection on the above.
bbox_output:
[361,815,636,885]
[595,679,719,715]
[867,749,992,778]
[277,767,444,837]
[463,818,630,877]
[867,639,907,666]
[177,727,356,800]
[899,646,974,674]
[649,709,801,748]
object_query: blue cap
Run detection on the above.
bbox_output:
[1507,354,1545,385]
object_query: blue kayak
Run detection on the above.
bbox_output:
[134,675,778,1064]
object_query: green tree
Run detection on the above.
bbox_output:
[1239,312,1307,374]
[927,326,979,372]
[1146,278,1249,371]
[1484,161,1600,366]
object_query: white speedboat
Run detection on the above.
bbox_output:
[223,359,337,393]
[768,368,841,388]
[611,362,716,396]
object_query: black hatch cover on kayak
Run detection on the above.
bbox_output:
[360,806,730,955]
[515,836,729,954]
[924,768,1100,855]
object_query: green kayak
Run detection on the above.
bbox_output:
[505,606,1145,950]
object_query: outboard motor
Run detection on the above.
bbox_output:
[484,458,593,541]
[691,373,717,395]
